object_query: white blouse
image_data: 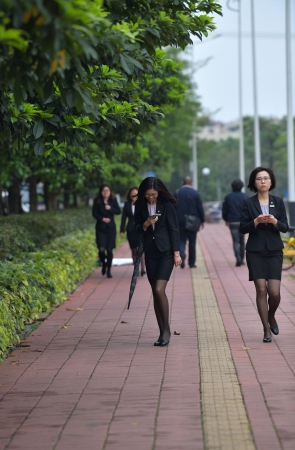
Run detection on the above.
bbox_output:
[147,204,156,230]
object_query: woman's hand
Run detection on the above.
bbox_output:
[105,204,111,211]
[143,216,158,230]
[265,215,278,226]
[254,214,277,227]
[102,218,111,224]
[174,252,182,267]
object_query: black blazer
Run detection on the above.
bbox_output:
[134,198,180,253]
[92,197,121,232]
[239,194,289,251]
[120,201,135,233]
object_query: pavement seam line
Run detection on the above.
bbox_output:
[151,271,176,450]
[101,294,153,450]
[192,242,256,450]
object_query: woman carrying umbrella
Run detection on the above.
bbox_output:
[120,186,146,276]
[92,184,121,278]
[134,177,182,347]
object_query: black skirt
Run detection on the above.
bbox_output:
[127,230,141,249]
[246,246,283,281]
[96,229,116,249]
[145,240,174,284]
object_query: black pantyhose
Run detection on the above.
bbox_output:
[131,248,137,264]
[99,247,113,275]
[253,279,281,339]
[151,280,171,341]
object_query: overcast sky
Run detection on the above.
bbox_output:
[191,0,295,123]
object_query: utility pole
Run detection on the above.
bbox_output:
[250,0,261,167]
[227,0,245,185]
[286,0,295,228]
[190,130,198,190]
[238,0,245,184]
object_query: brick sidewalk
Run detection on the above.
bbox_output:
[0,224,294,449]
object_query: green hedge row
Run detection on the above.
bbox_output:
[0,207,95,260]
[0,229,97,358]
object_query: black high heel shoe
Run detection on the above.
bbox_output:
[154,337,163,346]
[270,326,279,335]
[141,269,146,276]
[263,331,272,343]
[160,339,170,346]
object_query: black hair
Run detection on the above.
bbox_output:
[135,177,177,210]
[247,167,276,192]
[95,184,115,203]
[231,179,244,192]
[126,186,138,201]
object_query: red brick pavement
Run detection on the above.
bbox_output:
[0,224,294,450]
[0,242,202,450]
[200,223,295,450]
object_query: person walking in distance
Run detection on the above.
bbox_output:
[120,186,146,276]
[92,184,121,278]
[222,179,248,267]
[174,176,205,268]
[240,167,289,343]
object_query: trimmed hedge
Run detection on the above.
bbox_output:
[0,207,95,260]
[0,229,97,358]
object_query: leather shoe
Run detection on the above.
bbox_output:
[180,261,185,269]
[154,338,163,346]
[263,336,272,343]
[160,339,170,346]
[270,326,279,335]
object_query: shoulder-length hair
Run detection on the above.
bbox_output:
[95,184,116,204]
[135,177,177,210]
[247,167,276,192]
[126,186,139,202]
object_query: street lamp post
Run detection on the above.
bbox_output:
[286,0,295,229]
[202,167,210,201]
[250,0,261,167]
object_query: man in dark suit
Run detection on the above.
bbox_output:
[174,176,205,268]
[222,178,248,266]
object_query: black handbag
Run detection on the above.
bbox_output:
[185,215,201,232]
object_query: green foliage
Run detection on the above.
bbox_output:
[0,207,95,259]
[0,229,98,358]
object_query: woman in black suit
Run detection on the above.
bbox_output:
[120,186,146,276]
[92,184,121,278]
[240,167,289,342]
[134,177,182,347]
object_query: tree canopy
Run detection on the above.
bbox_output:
[0,0,222,213]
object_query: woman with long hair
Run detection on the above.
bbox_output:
[134,177,182,347]
[92,184,121,278]
[240,167,289,342]
[120,186,146,276]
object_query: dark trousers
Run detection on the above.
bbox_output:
[229,224,245,263]
[179,226,197,267]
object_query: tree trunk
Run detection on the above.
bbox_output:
[8,177,23,214]
[29,175,38,212]
[64,191,70,208]
[73,192,78,208]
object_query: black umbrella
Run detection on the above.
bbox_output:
[127,237,144,309]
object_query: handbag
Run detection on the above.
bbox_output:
[185,215,201,232]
